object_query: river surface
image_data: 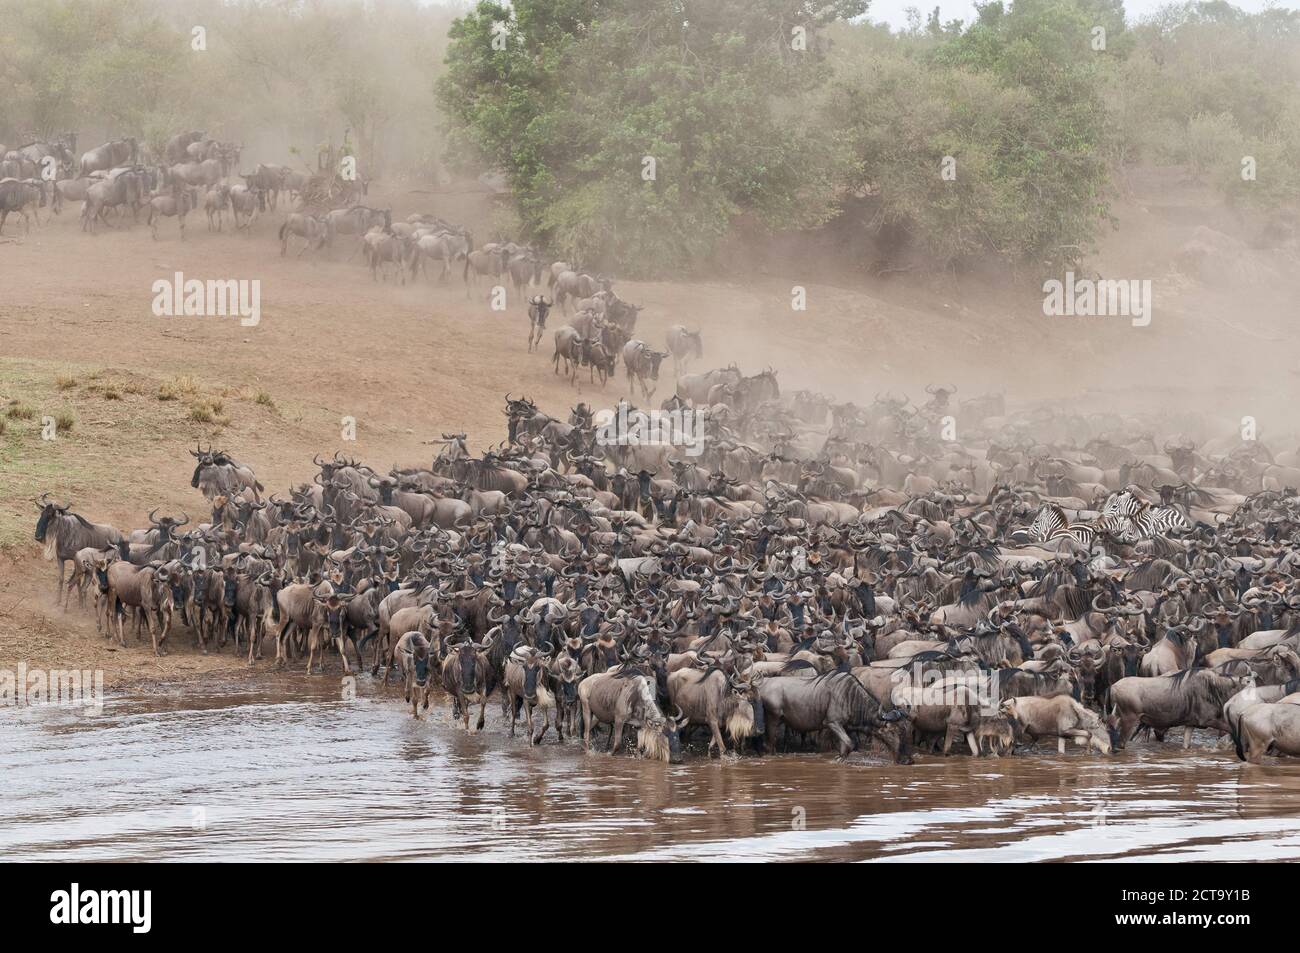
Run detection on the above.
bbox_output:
[3,677,1300,862]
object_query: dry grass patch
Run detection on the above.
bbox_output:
[5,402,35,421]
[158,374,201,402]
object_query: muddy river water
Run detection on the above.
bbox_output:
[3,678,1300,862]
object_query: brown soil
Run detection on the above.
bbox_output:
[2,174,1296,683]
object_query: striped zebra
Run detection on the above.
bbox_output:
[1102,490,1190,538]
[1129,503,1190,538]
[1031,504,1111,546]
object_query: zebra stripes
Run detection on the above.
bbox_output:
[1030,499,1187,546]
[1101,490,1190,538]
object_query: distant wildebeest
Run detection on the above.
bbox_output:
[323,206,390,251]
[527,296,552,353]
[361,227,409,283]
[162,157,221,190]
[79,137,138,177]
[408,230,467,281]
[203,184,230,231]
[552,326,585,384]
[506,250,543,297]
[241,164,288,210]
[34,495,127,605]
[50,176,96,215]
[553,270,600,313]
[164,130,205,165]
[462,246,510,299]
[80,168,148,232]
[190,446,263,500]
[279,212,331,256]
[622,339,668,400]
[666,325,703,373]
[146,187,194,240]
[0,178,45,234]
[106,561,174,655]
[227,184,262,230]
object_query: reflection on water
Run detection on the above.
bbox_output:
[3,678,1299,862]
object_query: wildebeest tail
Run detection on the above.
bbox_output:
[1230,710,1246,762]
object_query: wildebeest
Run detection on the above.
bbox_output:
[622,340,668,401]
[361,227,409,283]
[79,137,138,176]
[408,230,467,281]
[527,296,551,353]
[190,446,263,500]
[504,644,557,745]
[106,561,174,655]
[441,635,497,730]
[0,178,46,234]
[579,666,684,762]
[1110,669,1245,748]
[80,168,147,232]
[999,695,1112,754]
[163,131,205,165]
[668,665,762,756]
[759,671,913,761]
[241,164,288,210]
[393,630,433,717]
[279,213,331,256]
[146,187,194,240]
[227,184,262,229]
[666,325,703,373]
[462,245,510,298]
[1231,702,1300,763]
[34,495,127,605]
[202,184,231,231]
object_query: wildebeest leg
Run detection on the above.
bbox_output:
[581,700,594,751]
[274,618,293,668]
[708,717,727,757]
[827,721,854,758]
[610,715,626,754]
[477,694,487,731]
[532,707,549,745]
[335,636,351,674]
[1057,736,1067,754]
[1182,726,1193,749]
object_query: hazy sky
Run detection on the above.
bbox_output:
[865,0,1296,29]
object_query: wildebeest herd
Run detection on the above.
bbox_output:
[4,129,696,398]
[15,128,1300,766]
[29,343,1300,764]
